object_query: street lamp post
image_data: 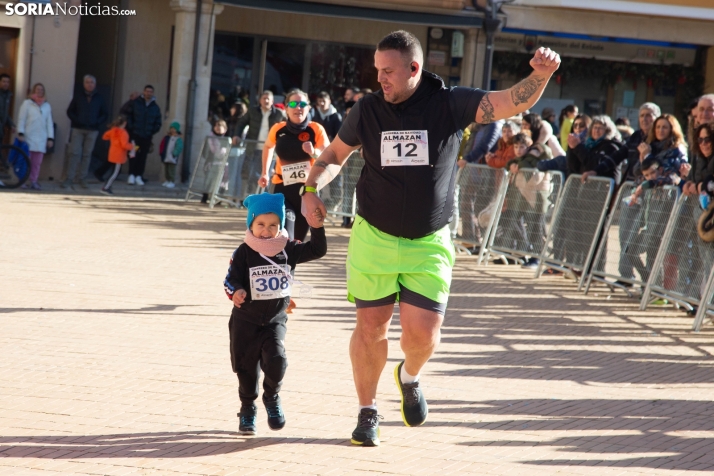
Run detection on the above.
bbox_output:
[480,0,513,91]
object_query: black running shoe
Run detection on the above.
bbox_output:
[394,361,428,427]
[238,404,257,436]
[263,394,285,431]
[351,408,382,447]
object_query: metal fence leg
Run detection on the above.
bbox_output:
[478,175,508,265]
[577,180,614,292]
[692,267,714,332]
[639,194,684,310]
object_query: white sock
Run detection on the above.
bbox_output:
[359,404,377,412]
[400,364,419,384]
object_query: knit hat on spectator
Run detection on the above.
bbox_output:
[244,193,286,230]
[169,121,181,133]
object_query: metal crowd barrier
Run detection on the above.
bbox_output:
[584,182,680,296]
[210,139,270,208]
[535,174,615,289]
[484,168,564,264]
[640,195,714,315]
[185,136,232,206]
[452,163,508,263]
[323,149,363,219]
[693,265,714,332]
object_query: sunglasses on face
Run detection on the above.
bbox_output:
[573,123,585,129]
[287,101,308,109]
[698,136,712,145]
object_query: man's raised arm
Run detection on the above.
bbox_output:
[475,47,561,124]
[302,136,359,227]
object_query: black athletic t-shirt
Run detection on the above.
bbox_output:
[337,71,485,238]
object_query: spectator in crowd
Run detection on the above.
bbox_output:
[523,112,564,157]
[458,120,503,249]
[630,155,684,206]
[684,123,714,197]
[17,83,54,190]
[686,97,701,156]
[626,156,682,287]
[634,114,688,182]
[568,115,622,181]
[227,101,248,145]
[559,104,578,150]
[159,122,183,189]
[615,117,634,142]
[63,74,108,189]
[352,88,372,102]
[541,107,559,136]
[125,85,162,186]
[485,120,519,169]
[608,104,660,286]
[343,87,358,104]
[235,90,286,186]
[0,74,15,146]
[696,94,714,128]
[311,91,342,141]
[504,132,552,268]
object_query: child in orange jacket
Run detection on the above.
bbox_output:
[101,115,135,195]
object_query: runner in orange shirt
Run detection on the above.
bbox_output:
[258,89,329,241]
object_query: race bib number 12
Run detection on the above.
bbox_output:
[381,130,429,166]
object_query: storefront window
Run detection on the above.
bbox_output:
[264,41,305,103]
[211,33,254,117]
[308,43,377,104]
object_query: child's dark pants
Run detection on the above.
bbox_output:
[229,316,288,405]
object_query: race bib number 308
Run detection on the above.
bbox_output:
[381,130,429,166]
[249,265,291,300]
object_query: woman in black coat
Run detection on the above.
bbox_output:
[566,114,623,183]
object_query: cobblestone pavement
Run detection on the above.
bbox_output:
[2,192,714,476]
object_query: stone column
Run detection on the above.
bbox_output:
[168,0,223,180]
[460,28,479,88]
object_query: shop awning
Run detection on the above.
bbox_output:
[219,0,484,29]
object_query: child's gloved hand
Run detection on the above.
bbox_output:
[232,289,247,308]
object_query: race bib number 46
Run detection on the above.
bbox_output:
[381,130,429,166]
[249,265,291,300]
[281,161,311,186]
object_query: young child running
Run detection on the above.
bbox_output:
[101,115,135,195]
[223,192,327,435]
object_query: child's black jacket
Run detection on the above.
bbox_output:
[224,227,326,325]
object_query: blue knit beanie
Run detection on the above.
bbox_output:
[244,193,286,230]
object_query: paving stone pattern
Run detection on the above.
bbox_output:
[2,192,714,475]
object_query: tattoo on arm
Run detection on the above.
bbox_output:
[510,76,546,106]
[313,160,329,170]
[479,93,495,124]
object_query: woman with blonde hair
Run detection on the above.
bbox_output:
[17,83,54,189]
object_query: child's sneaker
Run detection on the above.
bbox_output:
[127,174,135,185]
[165,181,175,188]
[100,187,114,196]
[238,404,257,436]
[263,394,285,431]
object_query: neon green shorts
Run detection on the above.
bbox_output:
[346,215,455,304]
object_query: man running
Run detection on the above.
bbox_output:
[301,30,560,447]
